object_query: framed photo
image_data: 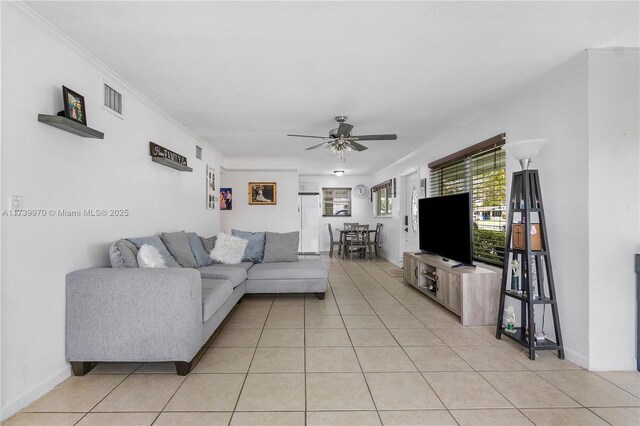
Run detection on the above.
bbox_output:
[220,188,232,210]
[206,165,216,210]
[248,182,276,205]
[62,86,87,125]
[420,178,427,198]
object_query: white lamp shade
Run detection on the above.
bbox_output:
[502,139,548,169]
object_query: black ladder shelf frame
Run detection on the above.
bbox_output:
[495,169,565,360]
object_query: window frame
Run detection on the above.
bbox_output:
[428,134,506,266]
[322,187,352,217]
[372,180,393,217]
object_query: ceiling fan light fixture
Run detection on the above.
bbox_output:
[333,170,345,176]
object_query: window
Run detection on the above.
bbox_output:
[429,134,506,266]
[373,180,393,216]
[322,188,351,216]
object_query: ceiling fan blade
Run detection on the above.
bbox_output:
[349,134,398,141]
[336,122,354,138]
[306,142,329,150]
[349,141,368,151]
[287,134,330,139]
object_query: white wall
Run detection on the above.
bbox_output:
[0,4,222,419]
[587,49,639,370]
[369,52,592,367]
[220,169,299,234]
[300,175,373,252]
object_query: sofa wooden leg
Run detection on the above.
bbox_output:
[175,361,192,376]
[70,361,94,376]
[315,292,325,300]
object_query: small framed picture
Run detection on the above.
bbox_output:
[62,86,87,125]
[248,182,276,205]
[220,188,232,210]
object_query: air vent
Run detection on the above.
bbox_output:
[103,83,123,116]
[196,145,202,160]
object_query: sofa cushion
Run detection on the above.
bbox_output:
[262,231,299,263]
[109,239,139,268]
[201,279,233,322]
[200,235,217,254]
[137,244,168,268]
[127,235,180,268]
[187,232,213,267]
[161,231,198,268]
[232,229,266,263]
[197,263,252,287]
[210,232,248,265]
[247,259,329,280]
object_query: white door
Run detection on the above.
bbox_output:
[299,194,321,254]
[404,173,420,252]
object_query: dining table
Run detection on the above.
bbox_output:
[334,228,378,259]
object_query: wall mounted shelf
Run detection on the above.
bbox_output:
[151,156,193,172]
[37,114,104,139]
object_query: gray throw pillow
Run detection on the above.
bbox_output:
[160,231,198,268]
[187,232,212,267]
[200,235,221,264]
[200,235,217,254]
[109,239,139,268]
[232,229,266,263]
[127,235,180,268]
[262,231,299,263]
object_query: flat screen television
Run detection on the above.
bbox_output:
[418,193,473,265]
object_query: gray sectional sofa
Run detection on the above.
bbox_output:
[65,231,328,376]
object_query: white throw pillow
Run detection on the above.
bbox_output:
[210,232,248,264]
[137,244,167,268]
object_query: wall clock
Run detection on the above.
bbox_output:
[354,184,369,199]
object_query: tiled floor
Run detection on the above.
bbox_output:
[5,257,640,425]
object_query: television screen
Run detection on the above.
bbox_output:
[418,193,473,265]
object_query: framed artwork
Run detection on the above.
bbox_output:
[420,178,427,198]
[206,165,216,210]
[220,188,232,210]
[248,182,276,205]
[62,86,87,125]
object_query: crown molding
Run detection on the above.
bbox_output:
[4,1,222,159]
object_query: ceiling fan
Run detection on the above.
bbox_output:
[287,116,397,159]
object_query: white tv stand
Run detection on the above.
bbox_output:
[403,252,500,326]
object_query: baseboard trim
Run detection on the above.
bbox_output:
[589,356,637,371]
[0,364,71,421]
[380,254,401,268]
[563,346,589,369]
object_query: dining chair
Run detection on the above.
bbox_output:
[343,222,358,230]
[345,224,370,260]
[368,223,383,257]
[327,224,342,258]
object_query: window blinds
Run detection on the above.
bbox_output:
[429,134,507,266]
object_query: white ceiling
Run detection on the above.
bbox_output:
[28,1,639,175]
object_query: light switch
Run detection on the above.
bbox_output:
[10,195,22,210]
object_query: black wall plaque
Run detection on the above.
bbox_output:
[150,142,188,166]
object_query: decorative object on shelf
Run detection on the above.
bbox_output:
[354,184,369,199]
[220,188,232,210]
[61,86,87,125]
[333,170,345,176]
[149,142,192,172]
[510,259,521,292]
[206,165,216,210]
[496,139,564,361]
[287,116,398,161]
[504,305,516,333]
[420,178,427,198]
[248,182,276,205]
